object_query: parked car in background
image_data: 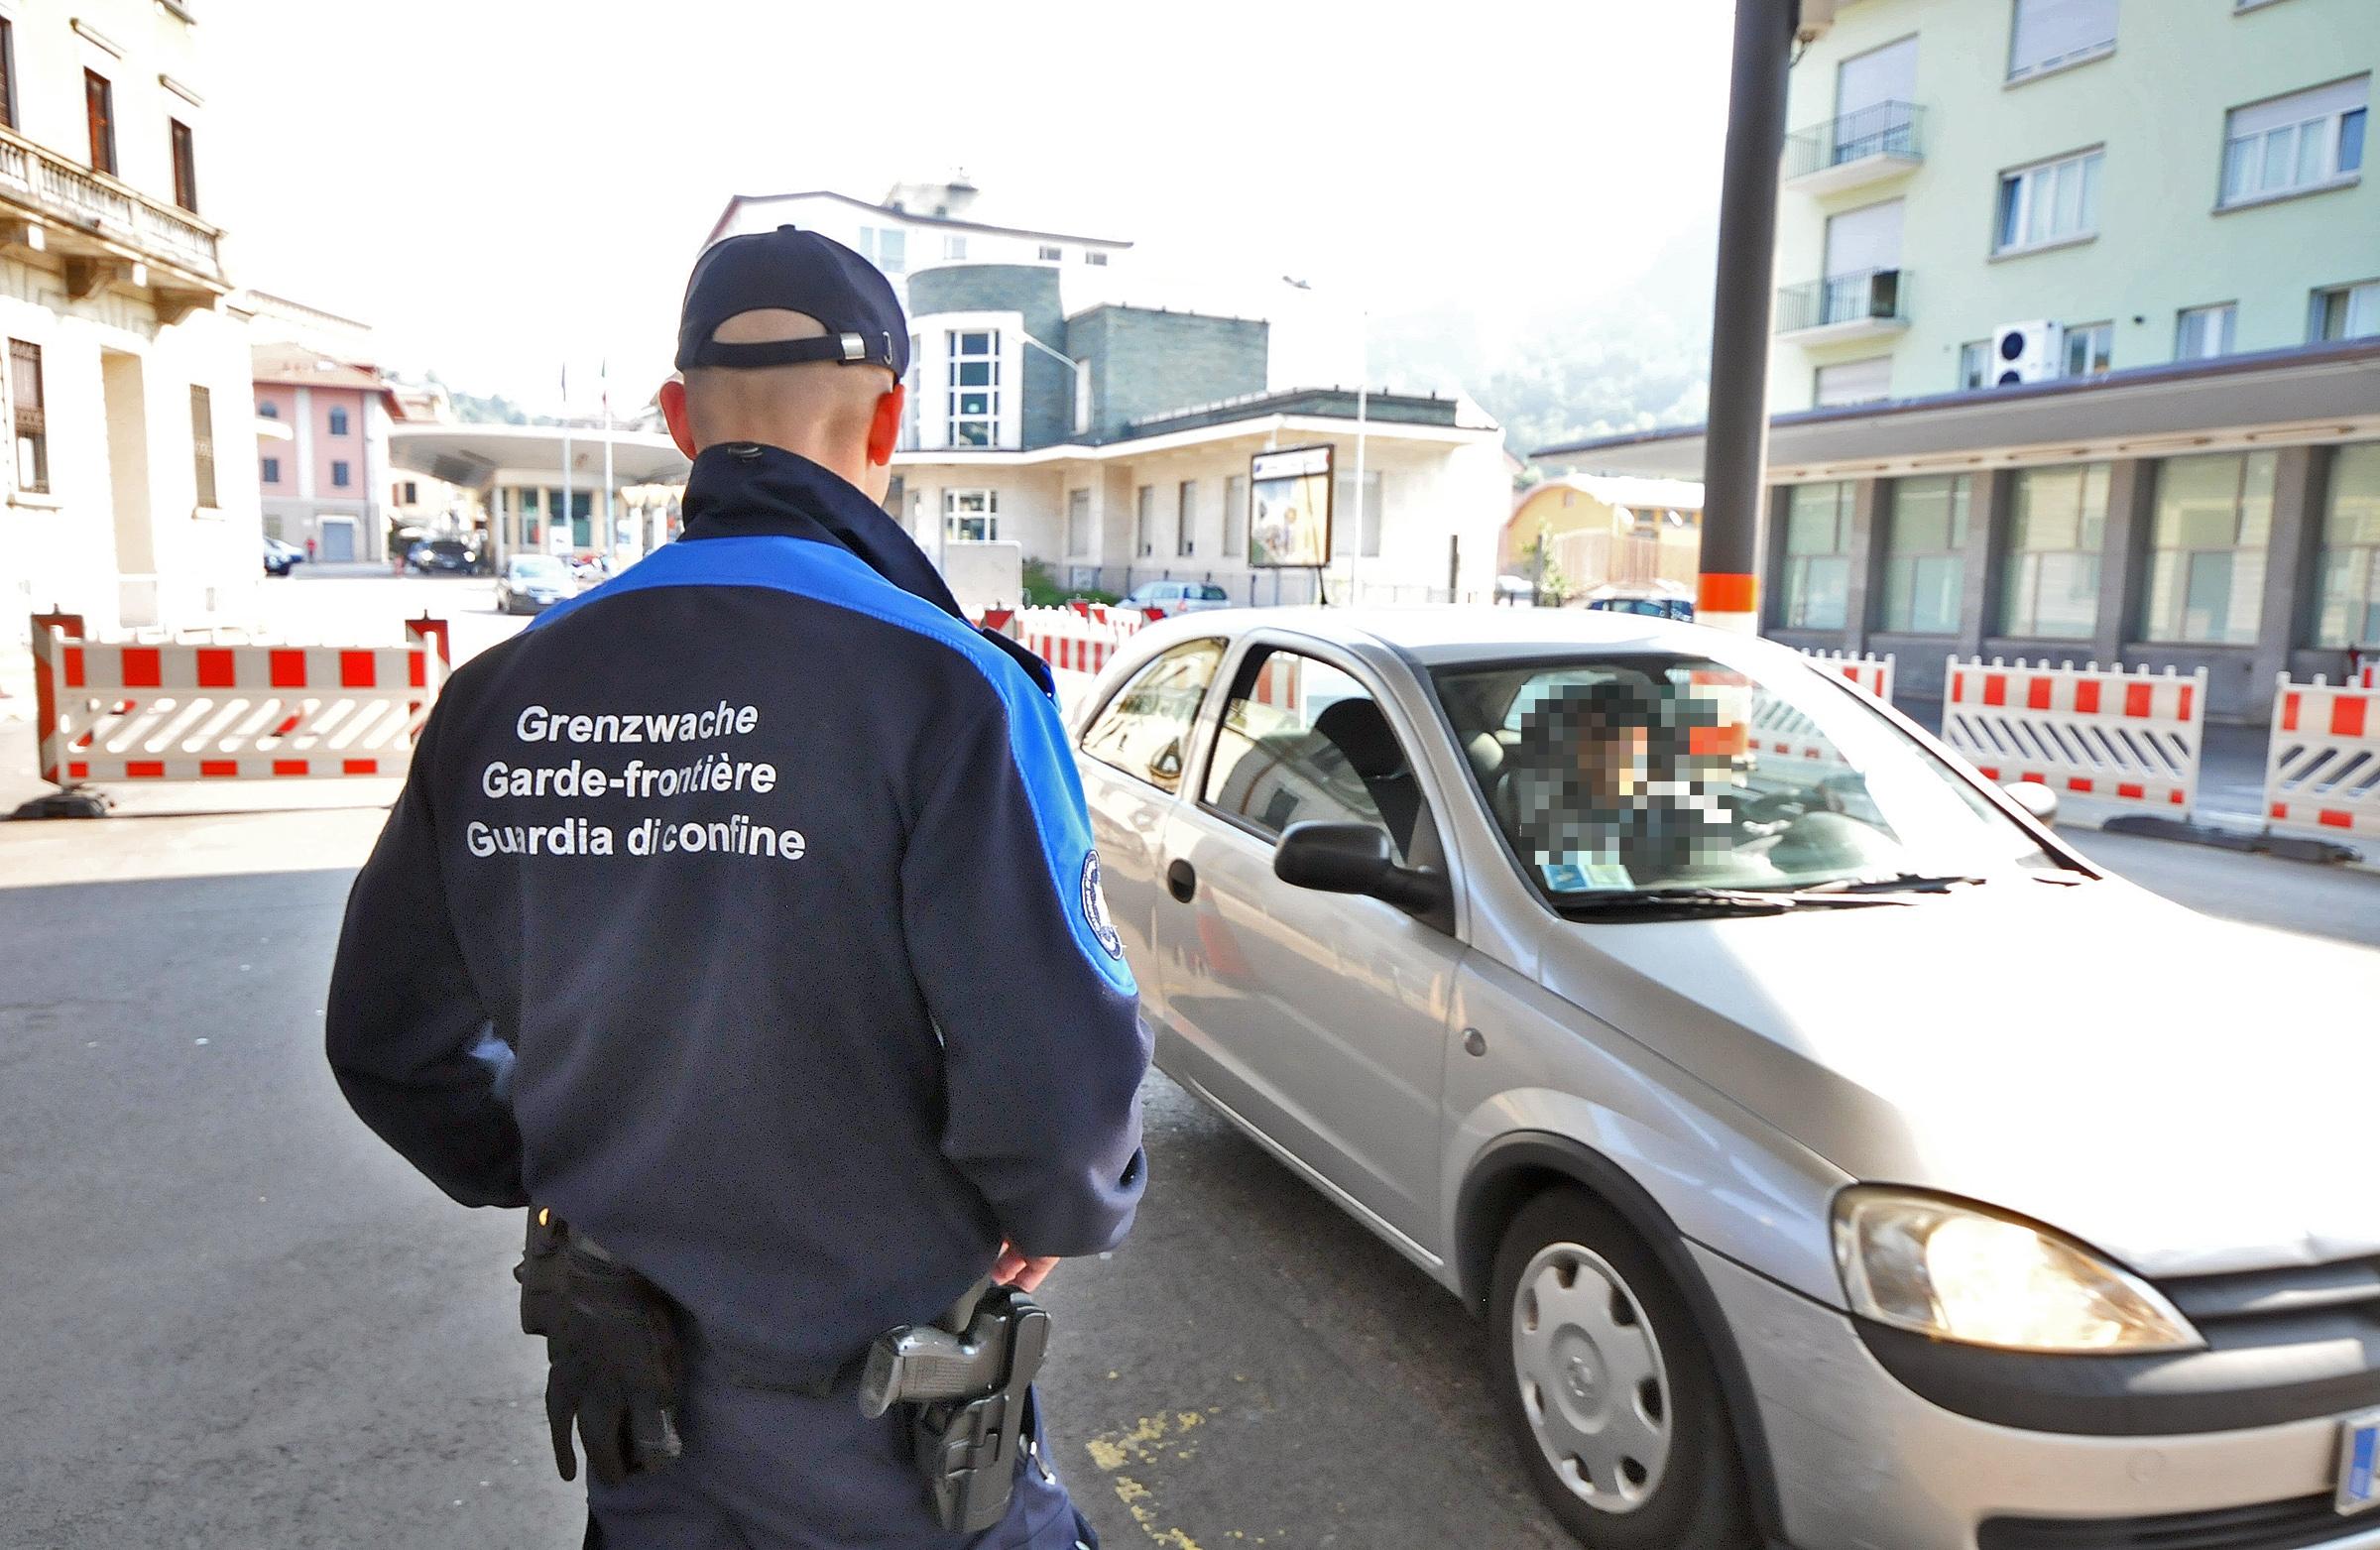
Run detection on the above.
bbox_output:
[1120,579,1233,619]
[1582,582,1695,622]
[496,553,572,615]
[1071,605,2379,1550]
[262,537,304,577]
[407,538,478,574]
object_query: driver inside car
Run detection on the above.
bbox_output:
[1502,679,1660,891]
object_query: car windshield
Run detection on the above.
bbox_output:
[1433,651,2062,900]
[510,556,564,578]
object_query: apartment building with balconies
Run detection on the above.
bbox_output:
[0,0,261,639]
[1540,0,2380,724]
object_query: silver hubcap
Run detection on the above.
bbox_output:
[1511,1242,1672,1513]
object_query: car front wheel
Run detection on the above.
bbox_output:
[1488,1188,1753,1549]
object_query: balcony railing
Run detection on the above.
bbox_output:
[1775,268,1909,336]
[0,122,223,282]
[1783,100,1925,183]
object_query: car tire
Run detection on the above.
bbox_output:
[1488,1187,1754,1550]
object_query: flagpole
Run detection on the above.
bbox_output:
[601,359,617,565]
[560,363,573,557]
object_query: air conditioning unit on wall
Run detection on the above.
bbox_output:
[1992,320,2065,386]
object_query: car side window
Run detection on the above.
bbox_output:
[1200,648,1428,863]
[1078,639,1225,794]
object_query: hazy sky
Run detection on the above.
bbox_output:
[208,1,1734,414]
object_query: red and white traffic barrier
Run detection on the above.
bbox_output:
[29,611,448,787]
[1013,606,1148,679]
[1941,656,2205,815]
[1801,649,1895,701]
[2266,672,2379,840]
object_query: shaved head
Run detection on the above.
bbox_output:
[663,308,904,502]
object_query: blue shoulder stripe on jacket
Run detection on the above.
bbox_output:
[525,537,1135,995]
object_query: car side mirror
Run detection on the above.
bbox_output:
[1274,821,1447,916]
[2004,779,2059,826]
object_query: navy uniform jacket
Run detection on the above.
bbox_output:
[326,442,1150,1385]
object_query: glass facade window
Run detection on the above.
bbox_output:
[2008,0,2117,81]
[2176,303,2237,361]
[1778,482,1854,630]
[946,330,1000,447]
[2144,451,2276,645]
[1996,148,2103,253]
[943,489,998,542]
[2315,444,2380,648]
[2313,281,2380,342]
[2001,463,2109,639]
[1879,475,1970,635]
[2221,76,2367,206]
[2063,321,2113,377]
[1958,339,1990,390]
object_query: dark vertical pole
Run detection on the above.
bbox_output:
[1701,0,1801,635]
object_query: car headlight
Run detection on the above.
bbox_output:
[1833,1187,2202,1354]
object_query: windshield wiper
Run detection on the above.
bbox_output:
[1791,872,1989,895]
[1556,886,1913,919]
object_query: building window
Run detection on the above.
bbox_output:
[1073,357,1092,435]
[328,405,350,436]
[189,386,216,508]
[2144,450,2276,645]
[10,339,46,494]
[857,225,906,275]
[1176,480,1197,556]
[943,488,998,541]
[0,20,17,130]
[1224,474,1248,557]
[943,234,968,261]
[1135,485,1156,556]
[261,456,281,484]
[1065,488,1091,556]
[1814,356,1892,408]
[84,69,116,176]
[2175,302,2237,361]
[1778,482,1854,630]
[1995,148,2102,253]
[402,480,419,504]
[1084,251,1109,267]
[2312,280,2380,341]
[331,460,352,488]
[1333,469,1383,558]
[1038,245,1063,262]
[1958,339,1990,390]
[2001,463,2108,639]
[170,119,198,213]
[1879,475,1970,635]
[2316,444,2380,647]
[258,401,280,418]
[2007,0,2117,81]
[2063,321,2113,377]
[946,329,999,447]
[2221,76,2368,207]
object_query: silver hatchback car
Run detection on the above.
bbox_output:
[1068,606,2379,1550]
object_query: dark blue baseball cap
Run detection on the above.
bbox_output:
[675,225,909,377]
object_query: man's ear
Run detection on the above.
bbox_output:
[659,378,696,459]
[867,384,905,467]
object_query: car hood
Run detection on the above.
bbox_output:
[1535,878,2380,1279]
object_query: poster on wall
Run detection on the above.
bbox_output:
[1248,444,1333,568]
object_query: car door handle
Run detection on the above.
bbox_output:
[1165,859,1197,903]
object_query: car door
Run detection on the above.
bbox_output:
[1154,637,1465,1247]
[1073,637,1230,1025]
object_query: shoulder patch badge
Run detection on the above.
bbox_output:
[1080,850,1125,959]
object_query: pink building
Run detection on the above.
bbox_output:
[252,346,403,562]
